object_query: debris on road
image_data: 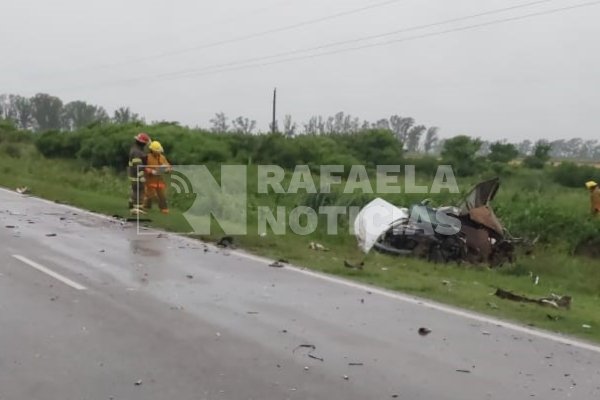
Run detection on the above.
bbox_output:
[5,225,16,229]
[134,380,143,386]
[343,375,350,380]
[494,289,571,309]
[456,369,471,374]
[293,344,324,362]
[348,362,364,366]
[269,261,285,268]
[293,344,316,353]
[246,311,259,315]
[217,236,235,248]
[16,186,29,194]
[45,233,57,237]
[418,327,432,336]
[186,274,194,279]
[309,242,329,251]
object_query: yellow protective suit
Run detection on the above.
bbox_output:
[144,152,171,213]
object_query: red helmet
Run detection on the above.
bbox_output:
[134,132,151,144]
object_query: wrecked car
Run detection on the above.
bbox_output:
[354,178,519,267]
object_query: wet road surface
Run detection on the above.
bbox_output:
[1,188,599,400]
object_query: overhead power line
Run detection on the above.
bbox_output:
[59,0,600,92]
[153,0,564,80]
[84,0,408,70]
[157,1,600,81]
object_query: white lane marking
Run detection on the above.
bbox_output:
[3,187,599,353]
[12,255,87,291]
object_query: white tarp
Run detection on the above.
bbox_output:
[353,198,409,253]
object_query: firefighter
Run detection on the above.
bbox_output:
[586,181,600,216]
[128,133,151,214]
[144,141,171,214]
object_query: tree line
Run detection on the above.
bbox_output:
[3,92,600,161]
[0,93,143,132]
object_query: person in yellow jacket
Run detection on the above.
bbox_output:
[144,141,171,214]
[586,181,600,216]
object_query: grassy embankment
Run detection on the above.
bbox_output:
[1,140,599,343]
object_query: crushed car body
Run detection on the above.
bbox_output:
[354,178,518,267]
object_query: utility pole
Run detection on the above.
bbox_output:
[271,88,277,134]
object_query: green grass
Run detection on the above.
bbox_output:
[1,149,599,343]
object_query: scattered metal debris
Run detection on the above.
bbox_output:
[134,380,143,386]
[269,261,285,268]
[293,344,316,353]
[217,236,235,248]
[343,375,349,381]
[293,344,324,362]
[494,289,571,309]
[418,327,432,336]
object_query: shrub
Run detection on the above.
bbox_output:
[552,162,600,188]
[1,143,22,158]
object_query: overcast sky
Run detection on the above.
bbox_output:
[1,0,599,141]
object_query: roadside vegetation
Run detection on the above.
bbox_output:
[1,117,599,342]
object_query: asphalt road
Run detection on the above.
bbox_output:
[1,187,599,400]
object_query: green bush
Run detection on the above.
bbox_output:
[0,143,22,158]
[409,156,440,178]
[552,162,600,188]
